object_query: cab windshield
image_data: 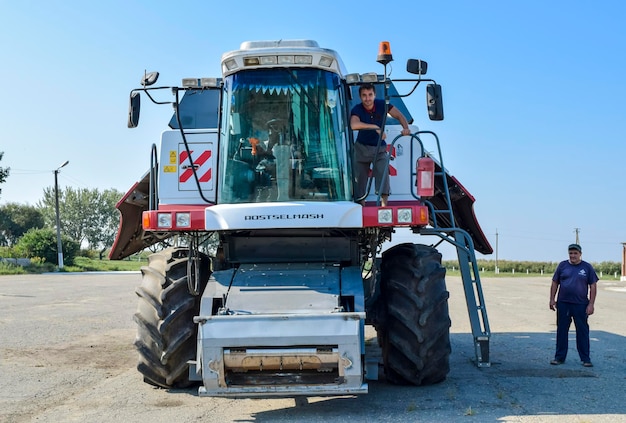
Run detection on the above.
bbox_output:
[218,68,350,204]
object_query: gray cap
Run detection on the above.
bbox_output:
[568,243,582,252]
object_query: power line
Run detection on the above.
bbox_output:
[6,169,50,175]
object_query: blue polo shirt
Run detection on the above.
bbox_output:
[351,99,394,146]
[552,260,598,304]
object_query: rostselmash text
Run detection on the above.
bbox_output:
[244,214,324,220]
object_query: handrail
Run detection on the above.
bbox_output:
[149,143,158,210]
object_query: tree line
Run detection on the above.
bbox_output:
[443,259,621,276]
[0,187,123,265]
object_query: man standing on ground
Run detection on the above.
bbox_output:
[549,243,598,367]
[350,83,410,206]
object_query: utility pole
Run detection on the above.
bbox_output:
[622,242,626,282]
[54,160,69,270]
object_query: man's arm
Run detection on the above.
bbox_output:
[350,114,379,131]
[549,280,559,310]
[388,107,411,135]
[587,283,597,315]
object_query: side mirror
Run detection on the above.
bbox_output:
[407,59,428,75]
[127,91,141,128]
[141,71,159,87]
[426,84,444,121]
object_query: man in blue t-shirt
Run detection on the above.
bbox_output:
[549,243,598,367]
[350,83,410,206]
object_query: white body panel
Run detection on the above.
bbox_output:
[205,201,362,230]
[361,123,423,203]
[157,125,424,208]
[221,39,348,77]
[159,130,217,204]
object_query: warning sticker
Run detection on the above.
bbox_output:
[177,144,214,191]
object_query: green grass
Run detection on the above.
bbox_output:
[2,255,620,279]
[445,269,552,278]
[0,256,147,275]
[64,256,147,272]
[0,262,29,275]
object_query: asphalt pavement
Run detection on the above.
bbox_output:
[0,272,625,422]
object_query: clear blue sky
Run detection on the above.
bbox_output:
[1,0,624,263]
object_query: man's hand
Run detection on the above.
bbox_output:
[549,281,559,311]
[401,128,411,136]
[586,303,595,315]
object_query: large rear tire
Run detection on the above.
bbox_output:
[133,247,209,388]
[379,243,451,385]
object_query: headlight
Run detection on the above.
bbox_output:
[176,212,191,228]
[377,209,393,224]
[182,78,199,88]
[397,208,413,223]
[260,55,277,65]
[224,58,238,71]
[295,55,313,65]
[157,213,172,228]
[318,56,333,67]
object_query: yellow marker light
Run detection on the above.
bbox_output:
[142,213,151,229]
[176,212,191,228]
[157,213,172,228]
[378,209,393,224]
[420,208,428,224]
[397,208,413,223]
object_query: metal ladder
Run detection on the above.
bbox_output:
[392,131,491,367]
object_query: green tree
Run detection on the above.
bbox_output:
[39,186,91,244]
[0,203,45,246]
[0,152,9,198]
[14,227,79,265]
[84,189,123,259]
[38,187,122,256]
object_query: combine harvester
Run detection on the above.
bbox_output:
[110,39,493,397]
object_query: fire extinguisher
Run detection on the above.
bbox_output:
[416,156,435,197]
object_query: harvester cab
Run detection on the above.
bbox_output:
[111,40,493,398]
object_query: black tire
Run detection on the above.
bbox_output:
[133,247,209,388]
[378,243,451,385]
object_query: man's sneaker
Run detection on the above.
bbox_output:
[550,359,564,365]
[582,362,593,367]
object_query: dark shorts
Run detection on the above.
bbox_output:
[354,142,390,199]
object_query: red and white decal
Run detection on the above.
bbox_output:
[178,146,213,190]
